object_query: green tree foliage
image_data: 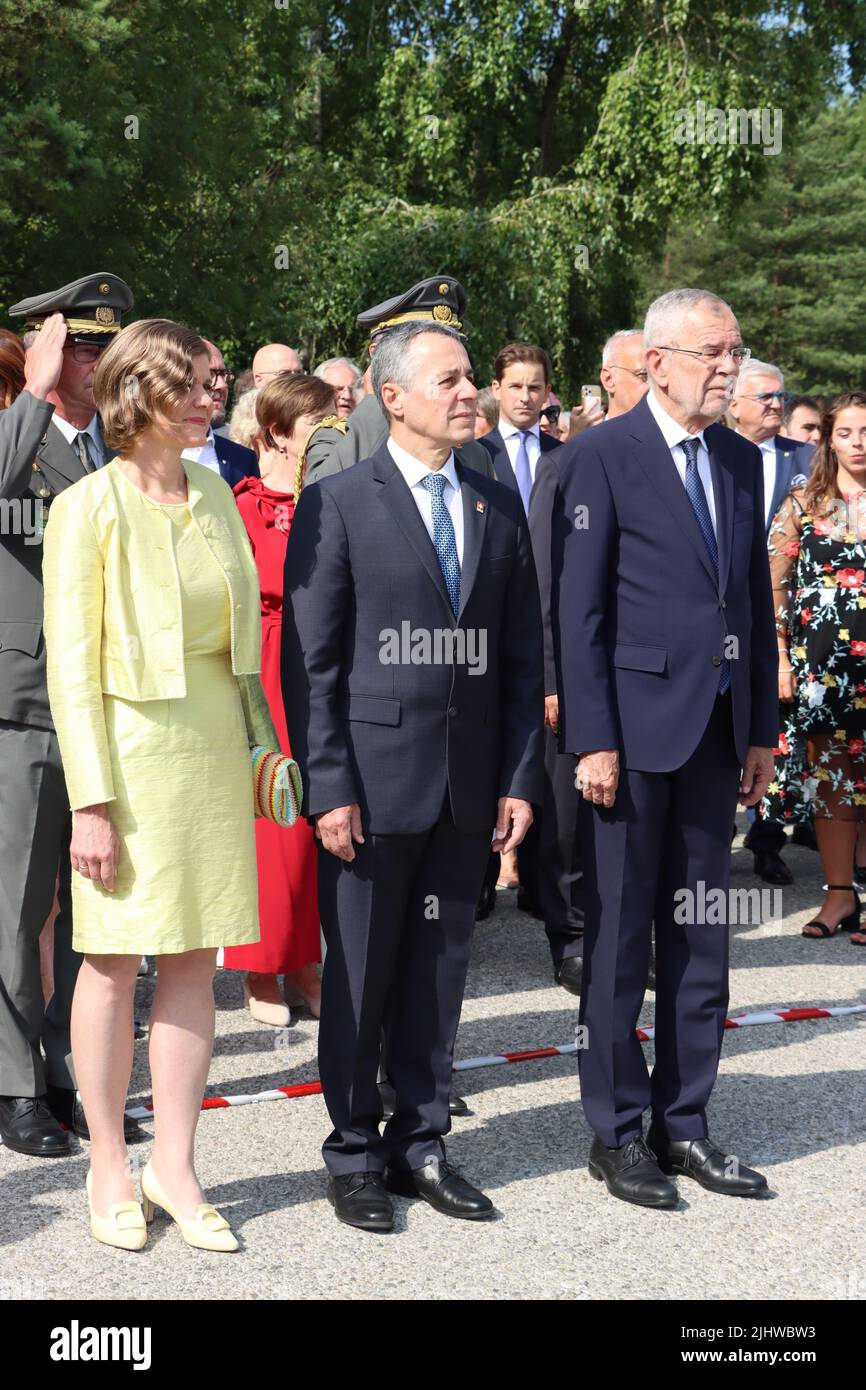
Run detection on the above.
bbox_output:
[1,1,864,396]
[638,97,866,396]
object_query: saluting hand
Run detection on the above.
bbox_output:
[23,312,67,400]
[316,803,365,861]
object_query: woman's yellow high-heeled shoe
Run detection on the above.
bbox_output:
[140,1160,238,1252]
[86,1169,147,1251]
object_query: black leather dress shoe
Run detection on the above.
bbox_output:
[385,1157,494,1219]
[0,1095,70,1156]
[448,1089,471,1118]
[647,1130,768,1196]
[378,1080,469,1121]
[475,882,496,921]
[555,956,582,995]
[791,822,818,851]
[588,1134,678,1208]
[516,888,543,920]
[751,850,793,885]
[46,1087,144,1144]
[327,1172,394,1232]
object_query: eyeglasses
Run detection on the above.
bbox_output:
[607,364,648,383]
[207,369,234,387]
[740,390,792,404]
[540,405,561,423]
[657,345,751,367]
[65,343,105,365]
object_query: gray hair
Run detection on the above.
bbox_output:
[733,357,783,398]
[314,356,363,404]
[371,321,462,415]
[228,387,262,452]
[475,385,499,430]
[602,328,642,367]
[22,330,38,350]
[643,289,732,349]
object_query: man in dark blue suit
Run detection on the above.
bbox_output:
[182,337,259,487]
[730,360,815,881]
[478,342,574,953]
[553,289,778,1208]
[283,321,544,1232]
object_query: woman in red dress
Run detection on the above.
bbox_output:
[223,374,338,1022]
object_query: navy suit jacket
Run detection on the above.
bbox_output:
[765,434,814,534]
[479,425,560,511]
[552,394,778,771]
[282,443,545,835]
[214,433,259,489]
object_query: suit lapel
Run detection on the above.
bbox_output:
[457,464,489,620]
[486,428,520,494]
[37,420,87,488]
[628,399,718,587]
[372,448,456,623]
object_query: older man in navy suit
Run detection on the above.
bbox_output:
[553,289,778,1208]
[283,321,544,1232]
[730,359,815,882]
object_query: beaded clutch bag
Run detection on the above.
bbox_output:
[251,746,302,826]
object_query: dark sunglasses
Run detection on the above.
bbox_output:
[540,405,561,423]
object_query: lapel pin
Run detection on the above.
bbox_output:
[475,500,486,513]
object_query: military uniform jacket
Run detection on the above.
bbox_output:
[0,389,99,730]
[303,392,497,485]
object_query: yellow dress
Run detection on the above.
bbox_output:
[71,477,260,955]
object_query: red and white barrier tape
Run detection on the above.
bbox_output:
[123,1003,866,1119]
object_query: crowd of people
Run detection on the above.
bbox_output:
[0,265,861,1248]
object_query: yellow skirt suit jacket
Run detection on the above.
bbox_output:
[42,458,279,955]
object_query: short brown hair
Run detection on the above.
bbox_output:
[493,341,551,385]
[94,319,207,451]
[256,373,336,493]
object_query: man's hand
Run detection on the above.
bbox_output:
[491,797,533,854]
[576,749,619,809]
[739,747,775,807]
[70,804,121,891]
[544,694,559,734]
[316,803,364,861]
[24,313,66,400]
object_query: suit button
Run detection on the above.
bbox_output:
[712,655,722,667]
[448,705,458,717]
[720,599,727,609]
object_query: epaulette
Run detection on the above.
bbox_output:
[295,415,349,493]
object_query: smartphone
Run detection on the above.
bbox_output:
[582,385,602,405]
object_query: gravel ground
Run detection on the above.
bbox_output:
[2,820,865,1302]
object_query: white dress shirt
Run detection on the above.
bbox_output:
[182,427,221,474]
[646,388,717,534]
[387,437,464,564]
[758,437,779,527]
[500,419,542,486]
[51,411,105,469]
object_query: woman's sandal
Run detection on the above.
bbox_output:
[802,883,862,939]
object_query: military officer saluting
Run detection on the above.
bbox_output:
[303,275,496,487]
[0,272,142,1155]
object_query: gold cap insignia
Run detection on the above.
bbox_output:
[95,306,116,325]
[438,283,449,295]
[98,282,110,295]
[432,304,456,324]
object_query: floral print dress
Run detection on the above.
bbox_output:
[762,488,866,824]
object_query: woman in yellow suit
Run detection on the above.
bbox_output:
[43,320,280,1252]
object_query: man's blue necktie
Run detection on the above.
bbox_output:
[681,436,730,694]
[421,471,461,617]
[513,431,533,512]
